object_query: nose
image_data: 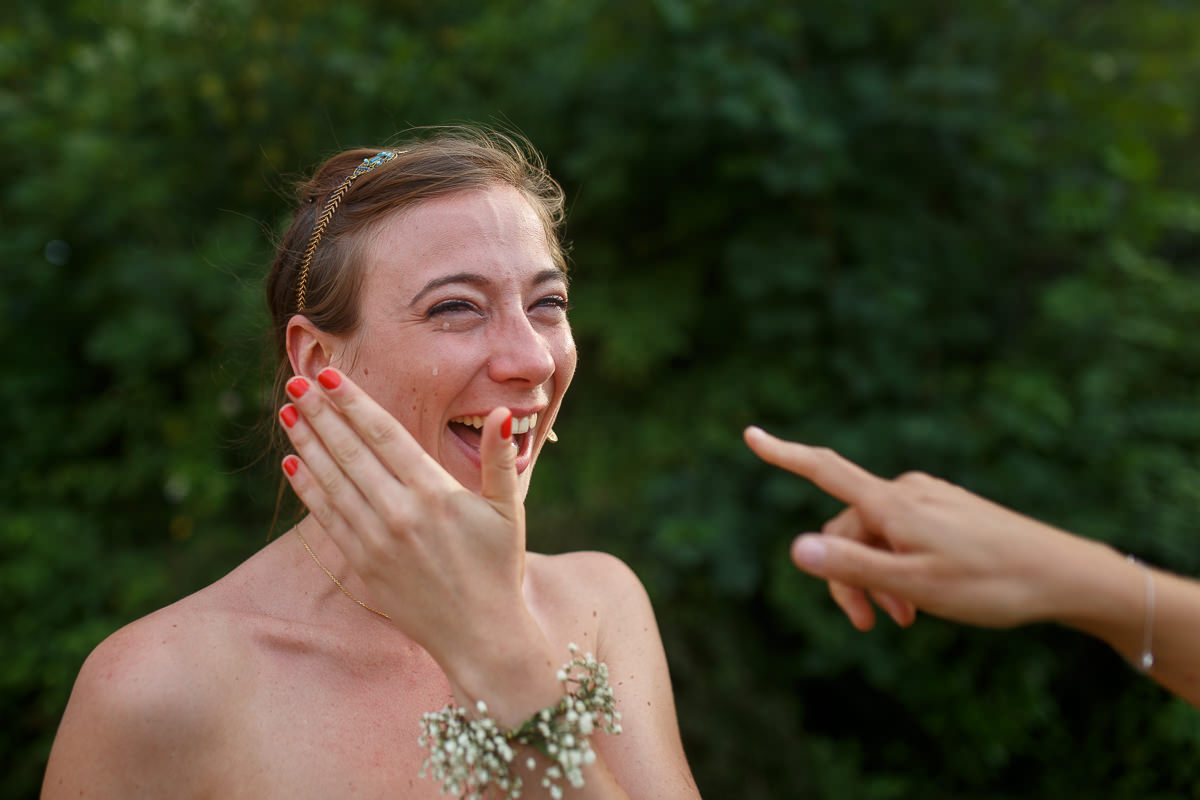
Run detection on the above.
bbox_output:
[486,312,557,386]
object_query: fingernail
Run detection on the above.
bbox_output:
[317,368,341,390]
[792,535,827,571]
[282,455,299,476]
[500,411,513,440]
[279,405,298,428]
[286,376,309,399]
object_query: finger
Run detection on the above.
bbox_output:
[869,589,918,628]
[479,407,520,523]
[311,368,448,489]
[286,376,397,491]
[743,426,885,506]
[278,452,367,565]
[819,508,877,630]
[817,507,916,628]
[822,505,867,544]
[791,534,918,611]
[830,579,877,631]
[278,376,396,506]
[279,398,381,557]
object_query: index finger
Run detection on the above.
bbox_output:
[743,426,885,505]
[315,367,450,489]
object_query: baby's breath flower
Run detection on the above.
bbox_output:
[419,648,621,799]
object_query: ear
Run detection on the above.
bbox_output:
[286,314,338,378]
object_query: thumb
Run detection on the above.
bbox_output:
[479,407,521,521]
[791,533,912,601]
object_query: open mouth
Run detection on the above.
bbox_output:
[448,411,539,458]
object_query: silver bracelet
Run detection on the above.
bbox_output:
[1127,555,1155,672]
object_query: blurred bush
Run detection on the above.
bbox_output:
[4,1,1200,797]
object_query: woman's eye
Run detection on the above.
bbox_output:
[427,299,481,317]
[533,295,571,313]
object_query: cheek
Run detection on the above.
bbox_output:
[556,340,578,392]
[341,347,425,426]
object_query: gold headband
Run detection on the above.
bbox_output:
[295,150,403,312]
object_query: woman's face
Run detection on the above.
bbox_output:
[333,184,576,498]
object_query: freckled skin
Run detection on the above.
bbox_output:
[330,184,577,498]
[41,186,698,799]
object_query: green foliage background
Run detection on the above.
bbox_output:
[5,1,1200,797]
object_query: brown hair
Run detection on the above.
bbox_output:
[265,126,567,410]
[261,128,567,531]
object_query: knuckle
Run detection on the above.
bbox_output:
[809,447,839,479]
[310,500,337,531]
[367,422,395,446]
[316,467,347,498]
[896,470,933,488]
[811,447,837,469]
[441,489,476,525]
[377,493,409,530]
[301,398,327,421]
[329,439,362,466]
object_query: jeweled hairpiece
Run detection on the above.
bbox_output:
[296,150,404,312]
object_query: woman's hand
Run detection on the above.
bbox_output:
[744,425,1200,708]
[743,426,1115,631]
[279,368,560,720]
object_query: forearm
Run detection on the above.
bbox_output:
[1048,542,1200,707]
[744,428,1200,708]
[442,612,564,728]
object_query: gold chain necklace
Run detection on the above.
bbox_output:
[293,527,392,620]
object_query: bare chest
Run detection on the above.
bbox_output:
[207,629,457,798]
[186,553,603,798]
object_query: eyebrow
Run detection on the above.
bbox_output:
[407,268,570,308]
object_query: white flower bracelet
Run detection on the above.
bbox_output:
[419,644,622,799]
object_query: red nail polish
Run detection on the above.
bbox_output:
[283,455,299,476]
[318,369,341,390]
[280,405,298,428]
[500,411,513,440]
[286,376,309,399]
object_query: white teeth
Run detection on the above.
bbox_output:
[450,411,539,434]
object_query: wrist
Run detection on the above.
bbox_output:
[441,612,562,728]
[419,644,623,799]
[1042,539,1145,656]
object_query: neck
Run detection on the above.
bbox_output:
[292,516,392,621]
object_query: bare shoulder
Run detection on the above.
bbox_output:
[525,550,660,655]
[76,595,247,713]
[527,549,643,593]
[526,552,699,796]
[526,551,653,620]
[42,561,267,797]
